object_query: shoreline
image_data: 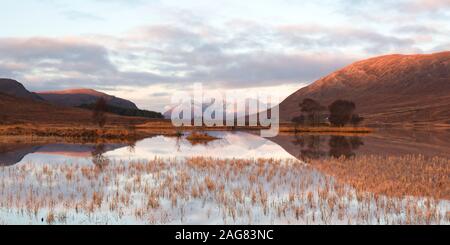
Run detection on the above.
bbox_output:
[1,120,448,143]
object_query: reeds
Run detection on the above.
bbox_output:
[308,155,450,200]
[0,156,448,225]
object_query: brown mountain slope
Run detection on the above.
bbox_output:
[38,88,138,110]
[0,93,146,125]
[0,78,44,101]
[280,51,450,125]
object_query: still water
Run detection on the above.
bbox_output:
[0,130,448,224]
[1,129,449,167]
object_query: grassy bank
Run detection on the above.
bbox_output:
[0,120,378,141]
[0,124,149,143]
[279,124,374,134]
[0,120,269,141]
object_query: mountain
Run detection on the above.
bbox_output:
[279,51,450,125]
[0,92,148,125]
[163,99,268,120]
[0,79,160,124]
[37,88,138,110]
[78,103,163,119]
[0,78,44,101]
[0,92,93,124]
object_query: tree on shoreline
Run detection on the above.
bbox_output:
[350,114,364,127]
[292,98,327,129]
[93,97,107,128]
[328,100,361,127]
[300,98,327,126]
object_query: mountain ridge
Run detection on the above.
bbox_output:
[279,51,450,125]
[0,78,44,101]
[37,88,139,110]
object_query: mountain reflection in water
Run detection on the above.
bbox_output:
[0,129,449,167]
[269,129,450,160]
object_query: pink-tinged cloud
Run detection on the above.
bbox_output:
[408,0,450,12]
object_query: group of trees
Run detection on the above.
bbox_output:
[328,100,364,127]
[292,98,364,127]
[291,99,327,127]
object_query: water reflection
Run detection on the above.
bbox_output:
[0,143,128,167]
[290,135,365,160]
[0,132,296,166]
[0,129,449,167]
[103,132,295,161]
[292,135,327,160]
[328,136,364,158]
[91,144,110,169]
[270,129,450,160]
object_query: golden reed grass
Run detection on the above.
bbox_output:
[0,156,448,224]
[308,155,450,200]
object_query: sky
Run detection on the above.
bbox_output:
[0,0,449,112]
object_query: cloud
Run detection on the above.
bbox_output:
[0,37,170,91]
[406,0,450,13]
[394,25,440,35]
[432,42,450,52]
[0,19,438,93]
[277,24,417,54]
[62,10,104,21]
[150,92,171,97]
[0,2,447,111]
[186,52,354,88]
[334,0,450,25]
[0,37,114,72]
[102,22,357,88]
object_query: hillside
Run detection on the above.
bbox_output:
[0,78,44,101]
[37,88,138,110]
[279,51,450,125]
[78,103,163,119]
[0,92,147,125]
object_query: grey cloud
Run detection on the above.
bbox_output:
[187,52,353,88]
[432,42,450,52]
[0,65,15,78]
[150,92,171,97]
[0,16,440,94]
[0,38,116,74]
[277,25,416,54]
[394,25,440,34]
[0,37,171,91]
[117,23,358,87]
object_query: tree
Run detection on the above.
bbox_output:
[299,98,327,126]
[291,115,305,132]
[93,97,107,128]
[328,100,356,127]
[350,114,364,127]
